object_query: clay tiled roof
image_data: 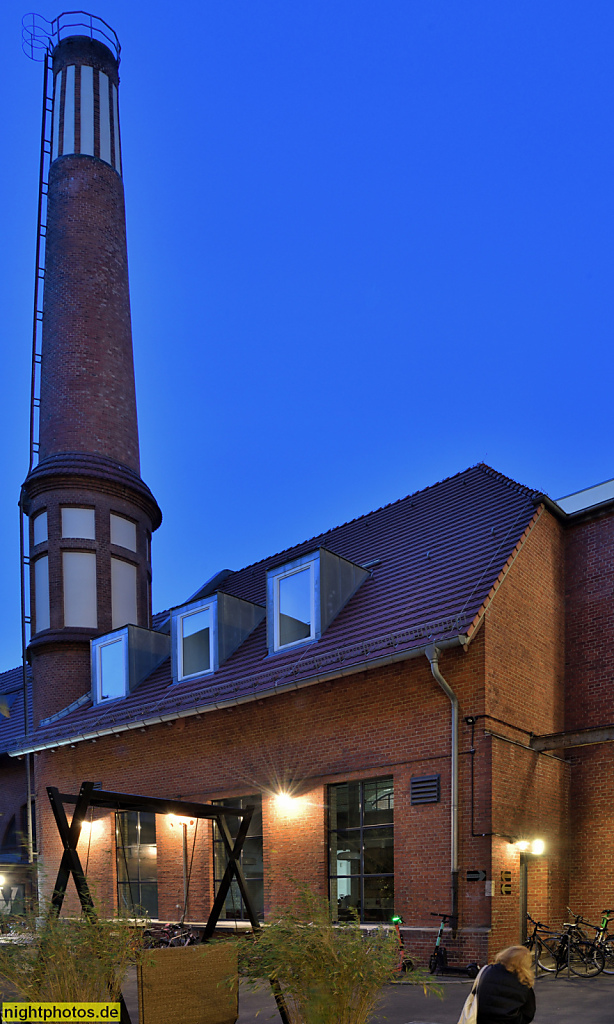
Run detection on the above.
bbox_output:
[10,464,541,753]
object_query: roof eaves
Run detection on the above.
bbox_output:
[9,629,469,756]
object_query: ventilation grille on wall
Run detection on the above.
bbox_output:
[410,774,440,804]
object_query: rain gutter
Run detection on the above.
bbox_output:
[425,644,459,931]
[9,634,468,756]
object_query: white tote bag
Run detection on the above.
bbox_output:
[456,965,489,1024]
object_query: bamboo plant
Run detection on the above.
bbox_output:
[238,886,439,1024]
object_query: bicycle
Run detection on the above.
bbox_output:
[525,914,560,972]
[428,912,479,977]
[143,921,200,948]
[567,906,614,975]
[525,913,604,977]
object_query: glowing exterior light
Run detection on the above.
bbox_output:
[275,791,295,812]
[0,875,5,886]
[80,819,103,840]
[515,840,530,852]
[168,814,195,827]
[531,839,545,856]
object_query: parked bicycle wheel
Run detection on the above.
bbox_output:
[600,939,614,975]
[534,938,557,972]
[568,939,605,977]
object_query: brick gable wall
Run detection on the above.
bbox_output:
[565,508,614,921]
[482,508,568,952]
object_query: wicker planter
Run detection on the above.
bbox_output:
[137,943,238,1024]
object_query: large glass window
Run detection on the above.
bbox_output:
[110,513,137,552]
[273,564,315,650]
[111,557,137,628]
[0,883,25,918]
[34,555,50,632]
[328,776,394,923]
[178,606,212,679]
[116,811,158,919]
[63,551,97,627]
[61,507,95,539]
[213,796,263,921]
[32,511,48,546]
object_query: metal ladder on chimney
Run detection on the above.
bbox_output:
[29,50,53,473]
[18,49,54,867]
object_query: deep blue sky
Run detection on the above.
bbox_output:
[1,1,613,670]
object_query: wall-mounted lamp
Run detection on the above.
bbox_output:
[168,814,195,827]
[513,838,545,856]
[275,791,295,812]
[80,819,103,840]
[0,874,5,886]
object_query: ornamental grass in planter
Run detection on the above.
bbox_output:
[238,887,438,1024]
[0,903,144,1004]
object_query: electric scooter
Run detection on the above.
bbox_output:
[391,914,415,972]
[429,912,479,977]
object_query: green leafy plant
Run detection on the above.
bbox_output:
[0,902,146,1004]
[238,886,438,1024]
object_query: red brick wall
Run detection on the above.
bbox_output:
[482,509,568,952]
[565,510,614,731]
[30,644,91,727]
[567,745,614,920]
[33,644,486,953]
[564,509,614,921]
[40,155,139,471]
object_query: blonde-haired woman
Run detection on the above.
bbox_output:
[476,946,535,1024]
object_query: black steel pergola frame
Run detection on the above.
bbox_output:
[46,781,290,1024]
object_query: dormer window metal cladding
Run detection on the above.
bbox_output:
[171,593,266,683]
[267,549,370,655]
[91,625,170,705]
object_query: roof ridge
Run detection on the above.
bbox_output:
[191,465,499,586]
[475,463,540,498]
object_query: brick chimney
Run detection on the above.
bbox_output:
[21,28,162,725]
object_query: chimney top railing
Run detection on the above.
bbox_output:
[22,11,120,63]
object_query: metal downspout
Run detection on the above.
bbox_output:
[425,645,459,930]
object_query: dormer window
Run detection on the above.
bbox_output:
[267,549,369,655]
[272,560,316,650]
[171,592,265,684]
[91,625,170,704]
[177,604,214,680]
[95,633,127,702]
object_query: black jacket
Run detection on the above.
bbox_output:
[476,963,536,1024]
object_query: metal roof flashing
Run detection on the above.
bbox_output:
[556,477,614,515]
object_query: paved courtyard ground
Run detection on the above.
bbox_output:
[233,973,614,1024]
[3,963,612,1022]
